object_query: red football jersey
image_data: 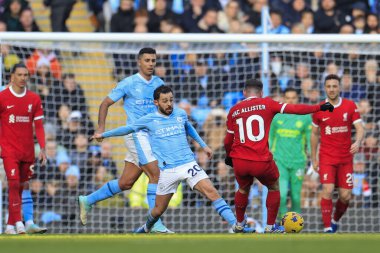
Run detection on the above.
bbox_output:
[312,98,361,164]
[0,86,44,161]
[226,96,320,162]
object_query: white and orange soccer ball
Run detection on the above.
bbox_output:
[281,212,304,233]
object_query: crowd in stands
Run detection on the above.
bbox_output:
[0,0,379,229]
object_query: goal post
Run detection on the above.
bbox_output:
[0,33,379,233]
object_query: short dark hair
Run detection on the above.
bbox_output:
[11,63,28,74]
[244,79,263,93]
[324,74,340,85]
[154,85,173,100]
[62,73,75,80]
[138,47,156,59]
[284,87,298,95]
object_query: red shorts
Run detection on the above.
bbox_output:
[233,158,279,189]
[2,157,34,182]
[319,162,353,189]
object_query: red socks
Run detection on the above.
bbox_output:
[320,198,333,228]
[333,199,349,222]
[235,191,249,223]
[266,191,280,225]
[7,180,22,225]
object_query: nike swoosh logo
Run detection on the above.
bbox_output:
[7,105,14,109]
[322,118,329,121]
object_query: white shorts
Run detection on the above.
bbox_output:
[124,131,156,166]
[156,161,209,195]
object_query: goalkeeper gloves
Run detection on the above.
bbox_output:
[320,102,334,112]
[225,156,233,167]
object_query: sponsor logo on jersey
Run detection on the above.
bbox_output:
[8,114,30,123]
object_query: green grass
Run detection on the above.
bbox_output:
[1,234,379,253]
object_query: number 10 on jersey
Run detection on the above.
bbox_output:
[236,115,265,143]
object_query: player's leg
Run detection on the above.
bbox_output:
[289,167,305,215]
[318,163,336,232]
[135,194,173,233]
[277,160,290,218]
[135,167,179,233]
[135,132,171,233]
[233,158,255,229]
[78,161,142,225]
[256,160,283,233]
[3,157,25,234]
[19,162,48,234]
[332,163,353,232]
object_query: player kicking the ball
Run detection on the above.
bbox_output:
[91,85,254,233]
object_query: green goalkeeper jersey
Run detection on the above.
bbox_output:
[269,113,312,169]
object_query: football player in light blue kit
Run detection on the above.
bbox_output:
[91,85,255,233]
[78,48,172,233]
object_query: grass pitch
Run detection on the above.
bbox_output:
[1,234,379,253]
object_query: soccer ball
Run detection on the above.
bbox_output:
[281,212,304,233]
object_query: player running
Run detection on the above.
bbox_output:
[91,85,255,233]
[224,79,334,233]
[78,48,172,233]
[311,74,364,233]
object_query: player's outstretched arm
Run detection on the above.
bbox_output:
[97,97,116,133]
[184,121,207,148]
[283,102,334,115]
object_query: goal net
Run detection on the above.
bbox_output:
[0,34,379,233]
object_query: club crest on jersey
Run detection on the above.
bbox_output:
[325,126,331,135]
[9,114,15,124]
[28,104,32,112]
[177,117,182,123]
[343,112,348,122]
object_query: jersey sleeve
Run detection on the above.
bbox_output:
[107,79,129,102]
[351,101,362,125]
[226,109,234,135]
[312,112,320,128]
[33,95,44,121]
[267,97,287,114]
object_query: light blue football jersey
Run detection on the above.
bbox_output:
[102,108,206,170]
[107,73,164,124]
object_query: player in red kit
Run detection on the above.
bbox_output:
[0,63,47,234]
[224,79,334,233]
[311,74,364,233]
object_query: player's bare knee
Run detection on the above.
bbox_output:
[267,180,280,191]
[339,192,352,203]
[118,179,133,191]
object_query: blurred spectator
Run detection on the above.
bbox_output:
[87,0,107,32]
[43,0,77,32]
[363,59,380,122]
[148,0,179,33]
[352,15,366,34]
[245,0,268,27]
[313,0,345,33]
[159,18,175,33]
[291,22,306,34]
[29,58,61,120]
[57,110,87,151]
[357,99,376,132]
[2,0,28,31]
[191,8,223,33]
[287,61,310,93]
[25,48,62,80]
[110,0,135,32]
[302,166,320,208]
[365,13,379,33]
[99,142,118,177]
[350,1,368,20]
[299,78,314,103]
[282,0,311,28]
[256,10,290,34]
[134,8,148,32]
[340,69,366,101]
[0,20,7,31]
[300,10,314,33]
[339,23,354,34]
[181,0,207,32]
[1,44,20,84]
[217,0,246,33]
[202,108,227,152]
[19,7,40,32]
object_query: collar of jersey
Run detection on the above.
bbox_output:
[136,73,153,84]
[155,111,170,118]
[244,96,258,101]
[9,85,27,97]
[325,97,342,108]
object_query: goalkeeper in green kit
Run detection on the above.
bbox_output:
[269,88,311,218]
